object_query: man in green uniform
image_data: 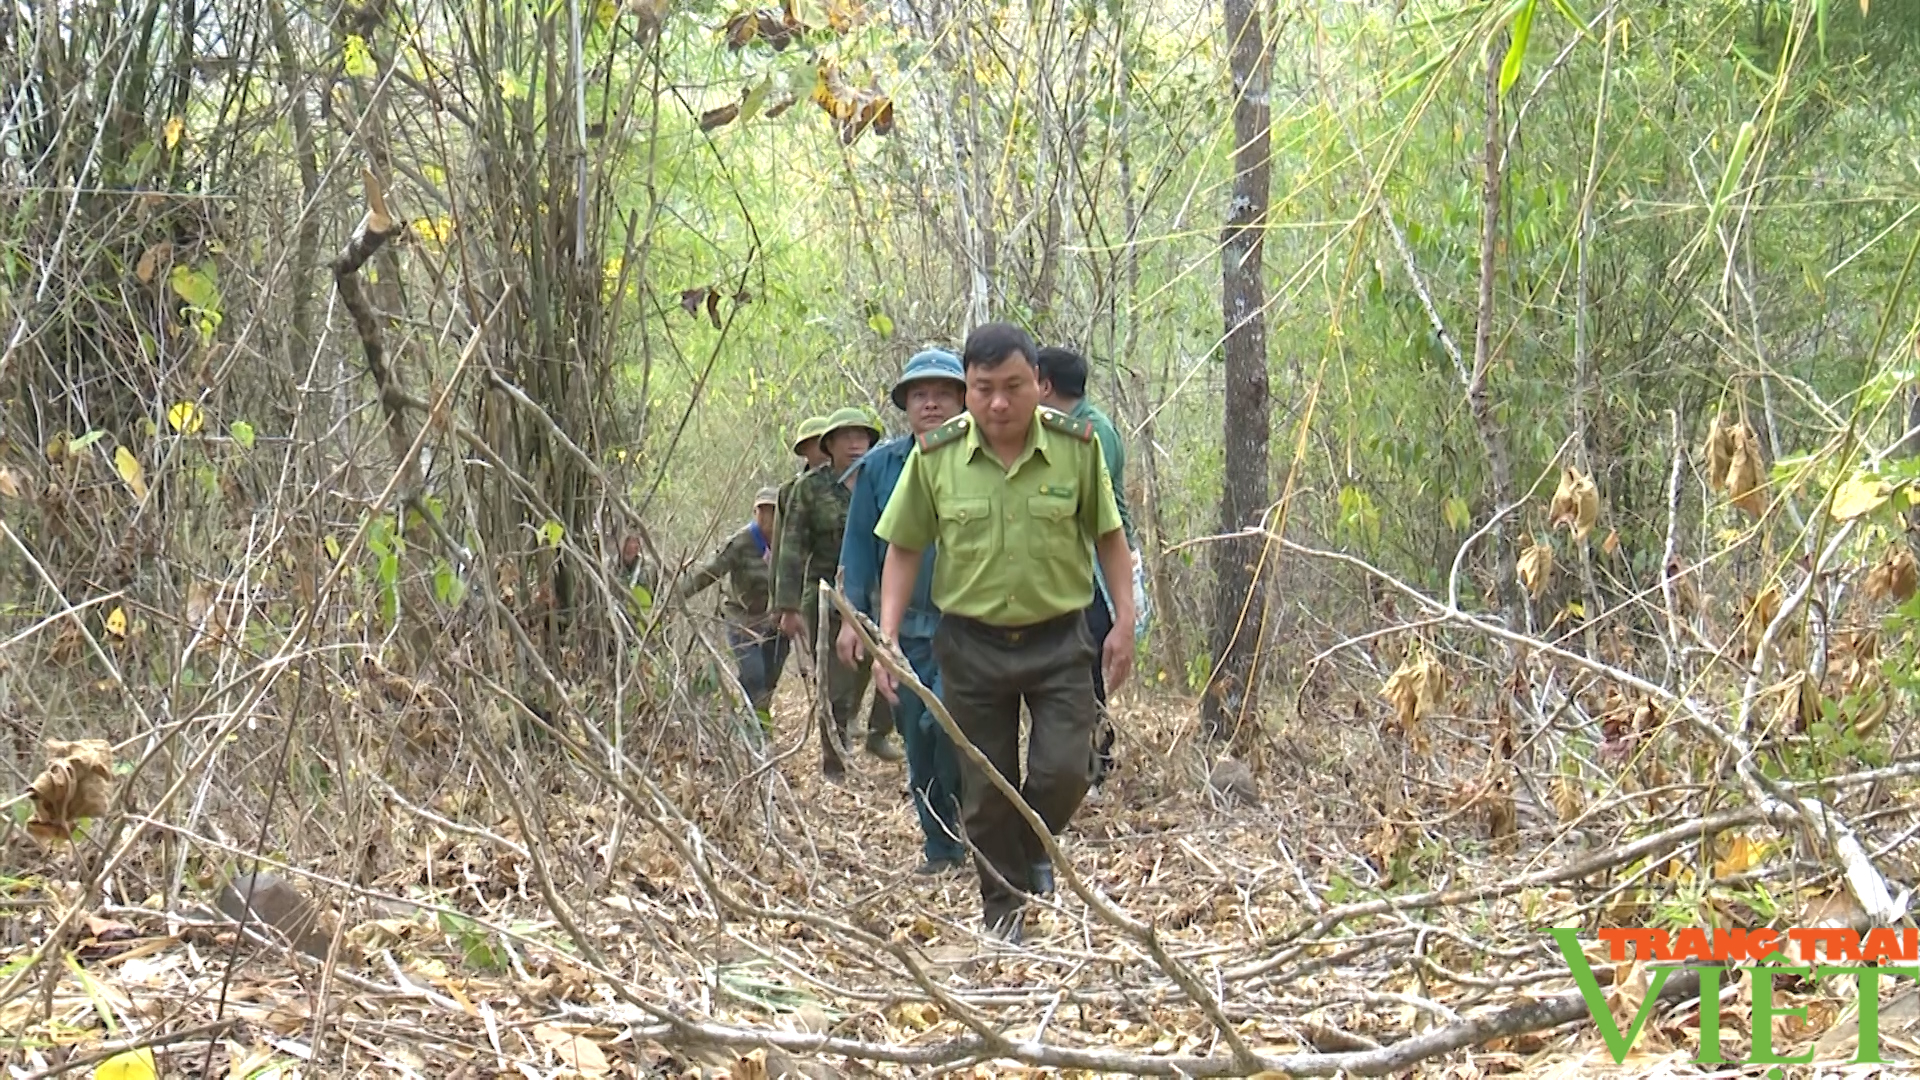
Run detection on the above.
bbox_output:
[1037,346,1139,788]
[874,323,1136,943]
[677,486,785,736]
[775,406,888,779]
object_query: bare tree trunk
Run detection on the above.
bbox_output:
[1201,0,1273,743]
[1470,33,1519,626]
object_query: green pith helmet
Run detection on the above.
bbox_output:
[790,415,829,455]
[819,405,883,447]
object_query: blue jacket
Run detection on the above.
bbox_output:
[839,435,941,640]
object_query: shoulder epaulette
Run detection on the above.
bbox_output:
[916,414,972,453]
[1038,406,1096,443]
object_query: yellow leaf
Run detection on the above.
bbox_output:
[105,607,127,639]
[1549,466,1600,541]
[1715,833,1764,878]
[114,446,148,500]
[94,1047,156,1080]
[1831,476,1892,522]
[167,402,204,435]
[163,116,184,151]
[1517,538,1554,600]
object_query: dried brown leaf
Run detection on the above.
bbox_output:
[27,739,116,843]
[1725,422,1767,518]
[1741,584,1783,661]
[1549,466,1600,541]
[1704,413,1734,492]
[0,467,20,499]
[1516,538,1554,600]
[532,1024,610,1077]
[1864,544,1918,604]
[1551,773,1584,824]
[1380,652,1447,737]
[679,287,709,315]
[135,242,172,285]
[699,102,741,130]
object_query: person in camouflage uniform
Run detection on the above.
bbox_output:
[770,416,830,598]
[678,487,786,734]
[776,406,885,779]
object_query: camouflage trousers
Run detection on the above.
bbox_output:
[803,602,872,773]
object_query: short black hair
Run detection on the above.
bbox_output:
[1035,346,1089,400]
[962,322,1037,372]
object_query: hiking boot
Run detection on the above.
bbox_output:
[913,855,966,876]
[865,734,904,762]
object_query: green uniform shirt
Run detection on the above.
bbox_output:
[676,524,773,624]
[875,407,1123,627]
[1070,399,1137,547]
[773,465,852,615]
[769,469,808,606]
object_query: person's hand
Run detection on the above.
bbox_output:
[836,622,864,667]
[873,662,900,705]
[780,612,805,640]
[1102,621,1135,694]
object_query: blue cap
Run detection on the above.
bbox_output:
[890,349,965,410]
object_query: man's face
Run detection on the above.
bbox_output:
[966,355,1041,444]
[903,381,964,437]
[754,505,775,534]
[798,439,828,469]
[824,428,873,471]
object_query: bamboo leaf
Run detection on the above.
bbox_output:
[1499,0,1538,98]
[1707,120,1756,237]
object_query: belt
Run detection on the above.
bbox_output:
[945,610,1079,645]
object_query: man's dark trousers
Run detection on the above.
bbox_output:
[934,612,1099,925]
[897,636,964,864]
[1085,593,1115,784]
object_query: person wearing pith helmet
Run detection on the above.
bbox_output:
[839,348,969,873]
[775,405,886,780]
[771,416,832,618]
[678,486,787,739]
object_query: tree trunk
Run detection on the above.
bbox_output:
[1469,33,1519,626]
[1201,0,1273,743]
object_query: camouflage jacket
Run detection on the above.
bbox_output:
[774,465,850,615]
[677,523,774,624]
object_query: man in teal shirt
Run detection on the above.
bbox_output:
[1037,346,1137,788]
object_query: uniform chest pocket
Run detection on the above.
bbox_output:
[1026,494,1079,559]
[938,497,995,556]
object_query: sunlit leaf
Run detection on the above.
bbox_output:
[105,607,128,640]
[69,430,107,453]
[167,402,204,435]
[114,447,148,500]
[94,1049,157,1080]
[344,34,377,79]
[867,311,894,338]
[1831,476,1892,521]
[497,70,529,102]
[540,520,565,548]
[229,420,256,450]
[1499,0,1538,97]
[163,116,185,151]
[168,262,221,312]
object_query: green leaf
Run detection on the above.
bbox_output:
[343,34,377,79]
[324,535,342,562]
[1443,495,1473,533]
[1815,0,1828,59]
[68,429,107,453]
[497,70,529,102]
[229,420,256,449]
[168,261,222,312]
[1707,121,1756,237]
[539,519,565,548]
[1499,0,1538,98]
[433,562,466,607]
[867,311,895,338]
[631,583,654,612]
[742,77,772,121]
